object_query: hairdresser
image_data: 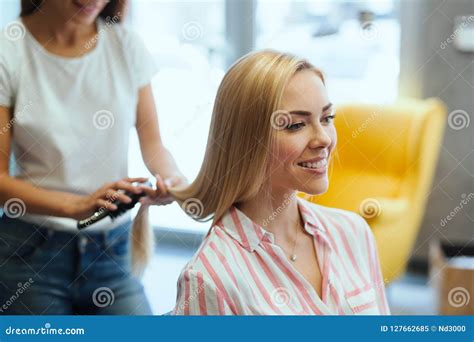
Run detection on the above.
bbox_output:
[0,0,185,314]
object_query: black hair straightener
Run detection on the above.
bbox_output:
[77,181,152,229]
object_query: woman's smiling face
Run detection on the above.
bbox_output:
[270,69,337,195]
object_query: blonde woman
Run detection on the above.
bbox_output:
[169,50,390,315]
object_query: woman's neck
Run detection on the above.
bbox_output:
[237,189,302,243]
[22,12,96,47]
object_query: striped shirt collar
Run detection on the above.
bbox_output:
[216,197,326,252]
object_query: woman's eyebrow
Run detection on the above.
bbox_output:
[289,102,333,116]
[322,102,333,112]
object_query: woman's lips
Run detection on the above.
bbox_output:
[297,159,328,175]
[73,1,98,15]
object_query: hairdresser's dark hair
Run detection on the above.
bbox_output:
[20,0,127,22]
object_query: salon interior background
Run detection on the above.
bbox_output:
[1,0,472,315]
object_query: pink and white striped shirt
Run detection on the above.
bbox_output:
[173,197,390,315]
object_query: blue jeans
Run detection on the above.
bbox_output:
[0,216,152,315]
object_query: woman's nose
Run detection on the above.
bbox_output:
[308,127,332,149]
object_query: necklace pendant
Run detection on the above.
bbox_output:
[290,254,297,262]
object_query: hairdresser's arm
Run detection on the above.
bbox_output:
[135,84,187,201]
[0,106,144,220]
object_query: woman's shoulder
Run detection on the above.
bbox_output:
[177,225,241,284]
[0,20,25,66]
[183,225,237,266]
[0,20,26,106]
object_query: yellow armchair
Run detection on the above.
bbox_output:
[301,98,447,284]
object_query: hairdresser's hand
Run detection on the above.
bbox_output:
[138,174,187,206]
[68,177,148,220]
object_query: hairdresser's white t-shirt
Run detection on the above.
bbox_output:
[0,18,158,231]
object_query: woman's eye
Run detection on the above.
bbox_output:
[322,115,336,124]
[286,122,305,131]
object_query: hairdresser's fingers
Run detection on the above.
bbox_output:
[104,189,132,204]
[139,197,152,206]
[96,182,114,195]
[92,186,110,202]
[155,174,168,196]
[164,176,187,189]
[113,180,142,194]
[135,174,175,204]
[156,194,175,203]
[140,194,174,206]
[159,195,175,204]
[96,199,117,211]
[124,177,149,184]
[140,191,175,204]
[138,185,158,199]
[104,189,119,201]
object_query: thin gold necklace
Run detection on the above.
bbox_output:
[290,221,300,262]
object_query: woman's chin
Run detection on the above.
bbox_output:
[297,179,329,196]
[70,11,100,26]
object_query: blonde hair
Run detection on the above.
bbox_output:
[169,50,325,225]
[131,205,153,277]
[131,50,325,275]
